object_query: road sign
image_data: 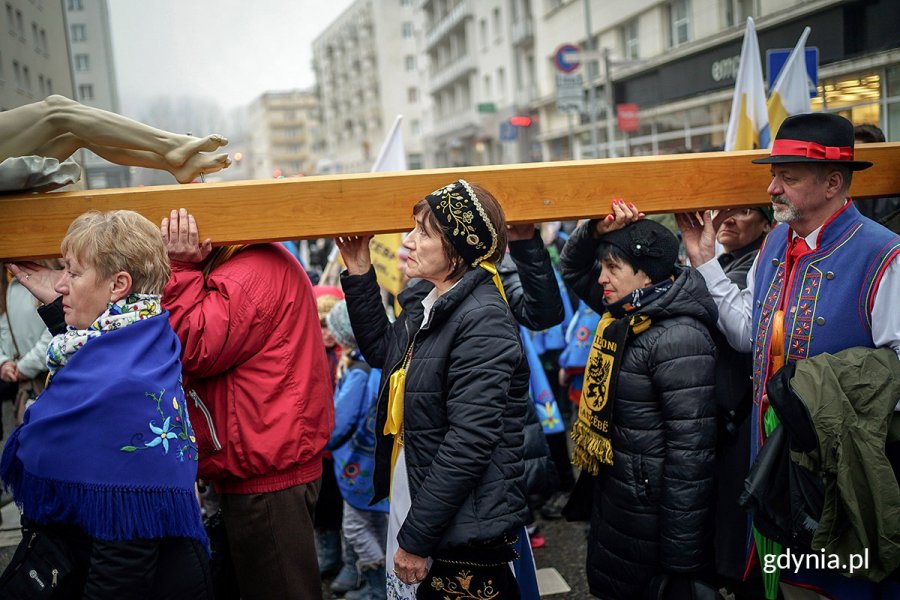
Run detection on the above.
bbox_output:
[617,103,639,132]
[499,121,518,142]
[554,43,581,73]
[766,47,819,97]
[555,73,584,113]
[477,102,497,113]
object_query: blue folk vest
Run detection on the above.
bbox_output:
[750,202,900,460]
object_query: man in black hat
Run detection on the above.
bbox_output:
[678,112,900,599]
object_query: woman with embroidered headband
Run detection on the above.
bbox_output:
[0,210,211,598]
[558,201,718,599]
[337,180,531,599]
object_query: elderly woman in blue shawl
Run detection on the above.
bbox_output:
[0,210,210,598]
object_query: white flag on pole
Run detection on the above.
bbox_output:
[767,27,813,138]
[371,115,407,172]
[724,18,770,150]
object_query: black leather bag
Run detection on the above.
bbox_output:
[0,524,80,599]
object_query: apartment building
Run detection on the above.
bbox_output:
[420,0,539,168]
[312,0,424,174]
[533,0,900,160]
[0,0,73,111]
[64,0,129,188]
[247,89,319,179]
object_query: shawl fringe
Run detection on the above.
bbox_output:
[2,437,208,551]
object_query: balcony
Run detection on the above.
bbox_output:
[424,0,472,51]
[510,17,533,46]
[429,107,481,140]
[429,52,476,94]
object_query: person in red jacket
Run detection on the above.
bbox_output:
[160,208,335,600]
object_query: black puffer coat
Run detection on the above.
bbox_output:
[560,222,718,599]
[341,266,531,557]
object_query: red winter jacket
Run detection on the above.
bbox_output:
[163,244,334,494]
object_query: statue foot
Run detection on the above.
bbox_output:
[165,134,229,168]
[174,152,231,184]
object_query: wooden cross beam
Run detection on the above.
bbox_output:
[2,144,898,261]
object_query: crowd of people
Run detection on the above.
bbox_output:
[0,112,898,600]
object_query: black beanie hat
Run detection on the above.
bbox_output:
[599,220,679,284]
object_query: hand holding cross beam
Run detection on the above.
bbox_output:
[161,208,212,264]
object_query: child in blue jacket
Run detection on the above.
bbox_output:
[327,300,389,600]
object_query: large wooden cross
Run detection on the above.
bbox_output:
[2,144,898,261]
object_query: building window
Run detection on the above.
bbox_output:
[400,0,411,5]
[483,74,492,100]
[31,22,38,49]
[668,0,691,47]
[410,120,421,136]
[404,55,415,71]
[79,83,93,100]
[497,67,506,99]
[67,0,83,9]
[402,22,413,38]
[492,7,501,43]
[71,23,86,41]
[75,53,89,71]
[38,73,44,95]
[479,18,487,50]
[22,65,30,92]
[545,0,564,13]
[15,9,24,37]
[723,0,757,28]
[5,4,13,34]
[407,87,418,103]
[39,28,46,53]
[46,77,52,94]
[0,51,4,81]
[12,60,21,87]
[622,19,639,59]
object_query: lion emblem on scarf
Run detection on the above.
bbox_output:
[584,353,613,412]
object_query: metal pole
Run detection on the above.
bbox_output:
[583,0,599,158]
[603,48,617,158]
[568,112,575,160]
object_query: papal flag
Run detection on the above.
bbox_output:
[725,17,770,150]
[767,27,812,138]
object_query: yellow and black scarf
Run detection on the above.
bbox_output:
[571,311,651,475]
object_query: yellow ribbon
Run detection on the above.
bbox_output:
[478,261,507,303]
[385,364,408,478]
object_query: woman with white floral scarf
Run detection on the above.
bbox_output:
[0,210,211,598]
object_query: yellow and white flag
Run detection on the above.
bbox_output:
[767,27,812,138]
[725,18,770,150]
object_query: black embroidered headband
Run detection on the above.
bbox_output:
[424,179,499,267]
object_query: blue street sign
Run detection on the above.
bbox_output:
[766,47,819,97]
[554,43,581,73]
[499,121,518,142]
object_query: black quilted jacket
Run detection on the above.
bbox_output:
[341,266,531,557]
[560,222,719,599]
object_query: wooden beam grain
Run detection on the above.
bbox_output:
[2,143,898,261]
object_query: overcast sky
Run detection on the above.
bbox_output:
[108,0,355,114]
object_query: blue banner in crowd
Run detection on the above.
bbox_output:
[520,326,565,435]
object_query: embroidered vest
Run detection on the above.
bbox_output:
[750,202,900,459]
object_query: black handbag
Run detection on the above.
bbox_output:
[0,523,80,599]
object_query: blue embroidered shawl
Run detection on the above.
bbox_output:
[0,313,207,548]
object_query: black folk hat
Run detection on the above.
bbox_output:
[751,112,873,171]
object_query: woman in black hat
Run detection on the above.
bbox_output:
[559,200,719,599]
[336,180,530,599]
